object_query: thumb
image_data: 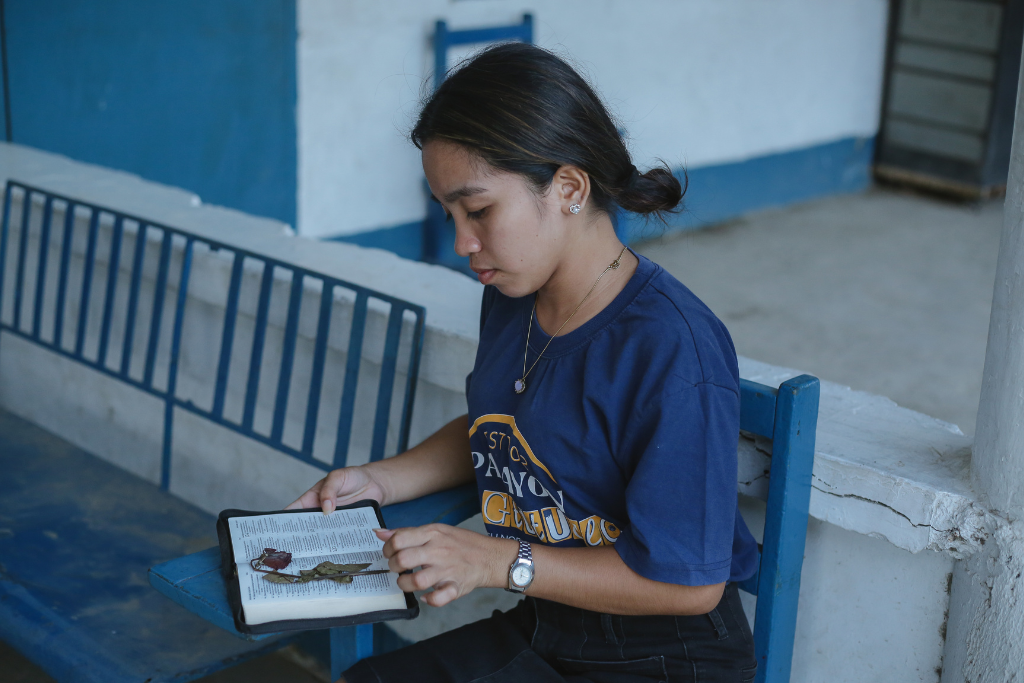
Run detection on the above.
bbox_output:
[373,528,396,541]
[320,497,335,515]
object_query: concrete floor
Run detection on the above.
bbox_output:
[2,185,1004,681]
[637,186,1003,438]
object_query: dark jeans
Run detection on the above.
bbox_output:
[344,583,757,683]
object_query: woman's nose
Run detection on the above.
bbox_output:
[454,222,482,258]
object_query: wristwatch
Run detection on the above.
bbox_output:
[505,539,534,593]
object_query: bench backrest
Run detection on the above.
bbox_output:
[0,180,425,490]
[737,375,820,683]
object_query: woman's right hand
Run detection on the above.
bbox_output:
[285,465,390,513]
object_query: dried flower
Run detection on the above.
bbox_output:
[249,550,388,585]
[262,548,292,570]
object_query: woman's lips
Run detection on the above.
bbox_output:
[475,269,496,284]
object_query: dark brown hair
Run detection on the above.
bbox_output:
[411,42,685,219]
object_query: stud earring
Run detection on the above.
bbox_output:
[569,203,581,214]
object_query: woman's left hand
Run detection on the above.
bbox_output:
[375,525,516,607]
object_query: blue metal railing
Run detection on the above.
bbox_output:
[0,181,426,490]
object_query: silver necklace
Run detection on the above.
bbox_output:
[514,245,629,394]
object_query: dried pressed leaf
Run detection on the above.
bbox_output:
[328,575,354,584]
[263,573,295,584]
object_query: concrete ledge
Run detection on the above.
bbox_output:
[740,358,983,558]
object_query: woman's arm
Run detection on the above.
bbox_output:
[287,414,475,511]
[376,524,725,616]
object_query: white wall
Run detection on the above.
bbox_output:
[297,0,890,237]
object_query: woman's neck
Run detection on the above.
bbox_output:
[534,218,638,337]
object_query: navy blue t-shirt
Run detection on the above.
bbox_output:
[466,252,758,586]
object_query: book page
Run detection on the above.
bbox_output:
[228,507,384,564]
[227,508,408,625]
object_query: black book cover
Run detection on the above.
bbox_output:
[217,499,419,634]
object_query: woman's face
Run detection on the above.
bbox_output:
[422,139,571,298]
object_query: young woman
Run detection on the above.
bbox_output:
[288,43,759,683]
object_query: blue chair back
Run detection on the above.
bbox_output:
[0,180,426,489]
[735,375,820,683]
[422,14,534,272]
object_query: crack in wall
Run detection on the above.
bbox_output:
[812,482,925,529]
[812,478,997,558]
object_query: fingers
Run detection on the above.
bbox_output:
[387,544,434,574]
[372,525,482,607]
[319,470,344,513]
[374,528,396,542]
[396,566,440,593]
[395,568,462,603]
[423,582,460,608]
[376,526,446,573]
[318,468,361,513]
[379,525,441,562]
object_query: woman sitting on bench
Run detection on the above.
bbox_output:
[288,42,759,683]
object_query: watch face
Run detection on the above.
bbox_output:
[512,565,532,586]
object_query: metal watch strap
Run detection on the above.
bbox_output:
[506,540,533,593]
[517,539,532,563]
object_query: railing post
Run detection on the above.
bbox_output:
[161,238,193,490]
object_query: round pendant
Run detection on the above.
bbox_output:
[514,378,526,394]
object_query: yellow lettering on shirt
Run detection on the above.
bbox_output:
[480,490,619,546]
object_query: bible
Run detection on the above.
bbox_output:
[217,501,418,634]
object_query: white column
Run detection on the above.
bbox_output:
[973,79,1024,522]
[940,53,1024,683]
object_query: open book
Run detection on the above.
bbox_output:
[217,502,418,634]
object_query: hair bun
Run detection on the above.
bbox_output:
[615,164,686,217]
[624,165,640,188]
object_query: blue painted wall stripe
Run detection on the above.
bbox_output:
[327,220,424,262]
[617,135,875,243]
[326,135,875,261]
[5,1,297,226]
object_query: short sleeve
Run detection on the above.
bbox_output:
[466,286,500,397]
[614,381,741,586]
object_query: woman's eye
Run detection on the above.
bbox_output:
[444,211,452,223]
[467,208,486,220]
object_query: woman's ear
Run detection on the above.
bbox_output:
[553,165,591,215]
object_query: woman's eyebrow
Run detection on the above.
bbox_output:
[442,186,487,203]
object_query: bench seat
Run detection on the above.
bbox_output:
[0,408,293,683]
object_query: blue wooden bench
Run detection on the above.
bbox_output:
[155,378,819,682]
[0,179,433,682]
